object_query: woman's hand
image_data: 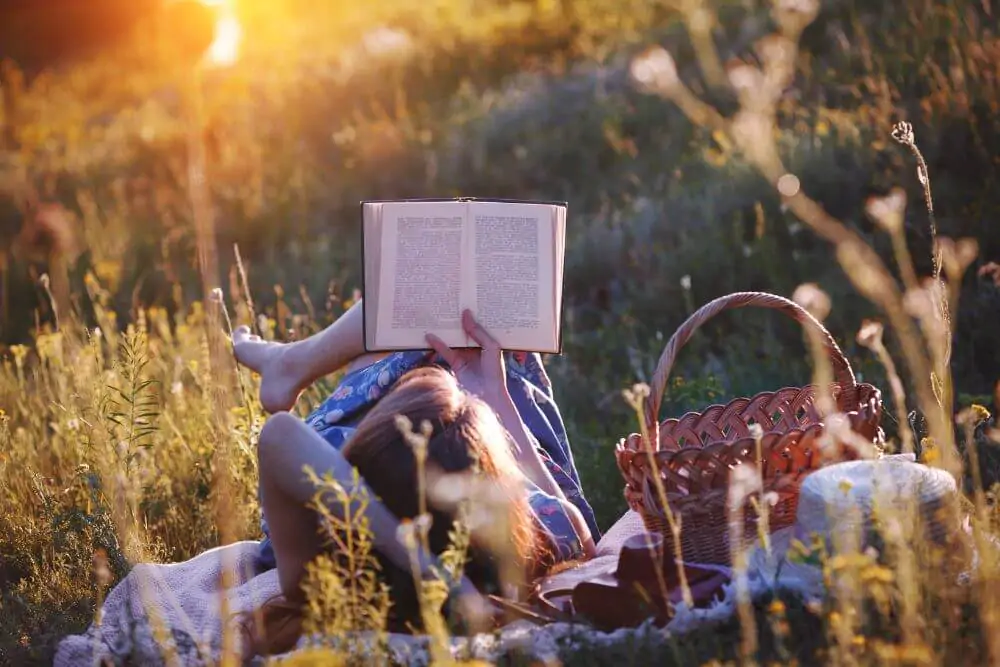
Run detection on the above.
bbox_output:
[426,310,510,405]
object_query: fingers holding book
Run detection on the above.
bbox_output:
[424,310,508,403]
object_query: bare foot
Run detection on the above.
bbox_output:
[232,326,307,413]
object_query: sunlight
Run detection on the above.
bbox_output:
[206,11,241,67]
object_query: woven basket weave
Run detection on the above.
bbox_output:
[615,292,884,566]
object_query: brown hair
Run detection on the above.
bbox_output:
[342,366,540,626]
[247,366,544,654]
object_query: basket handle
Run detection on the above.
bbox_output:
[645,292,857,433]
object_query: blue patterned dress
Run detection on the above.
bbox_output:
[257,350,600,570]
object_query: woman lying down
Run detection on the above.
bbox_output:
[232,305,598,656]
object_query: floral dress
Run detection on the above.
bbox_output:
[257,350,600,570]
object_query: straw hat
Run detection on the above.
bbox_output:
[746,454,960,598]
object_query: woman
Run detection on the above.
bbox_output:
[234,299,600,551]
[240,310,596,655]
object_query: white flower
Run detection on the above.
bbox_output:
[679,275,692,291]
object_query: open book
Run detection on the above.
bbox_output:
[362,198,566,353]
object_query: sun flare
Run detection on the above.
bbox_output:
[206,11,241,66]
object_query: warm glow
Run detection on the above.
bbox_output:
[206,11,242,66]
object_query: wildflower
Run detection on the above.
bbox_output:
[920,437,940,464]
[891,121,915,146]
[956,404,991,428]
[209,287,224,303]
[856,320,884,349]
[763,491,780,507]
[629,46,680,96]
[865,188,906,233]
[679,275,692,291]
[792,283,831,321]
[748,423,764,441]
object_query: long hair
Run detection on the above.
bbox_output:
[342,366,540,625]
[246,366,543,655]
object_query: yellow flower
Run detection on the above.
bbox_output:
[920,437,940,464]
[971,403,992,424]
[815,119,830,136]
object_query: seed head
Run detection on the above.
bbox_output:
[865,188,907,234]
[793,283,831,322]
[935,237,979,282]
[891,121,915,146]
[726,61,764,94]
[856,320,884,350]
[630,47,680,96]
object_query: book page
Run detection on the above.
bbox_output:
[469,201,558,352]
[373,201,469,349]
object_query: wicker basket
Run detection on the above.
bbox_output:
[615,292,884,566]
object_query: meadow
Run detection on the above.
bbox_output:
[2,0,1000,663]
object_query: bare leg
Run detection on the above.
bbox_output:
[257,411,477,602]
[233,300,387,413]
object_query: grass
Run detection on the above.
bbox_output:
[3,0,1000,664]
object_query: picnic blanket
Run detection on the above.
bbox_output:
[51,513,804,667]
[52,536,680,666]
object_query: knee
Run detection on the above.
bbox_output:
[258,411,300,467]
